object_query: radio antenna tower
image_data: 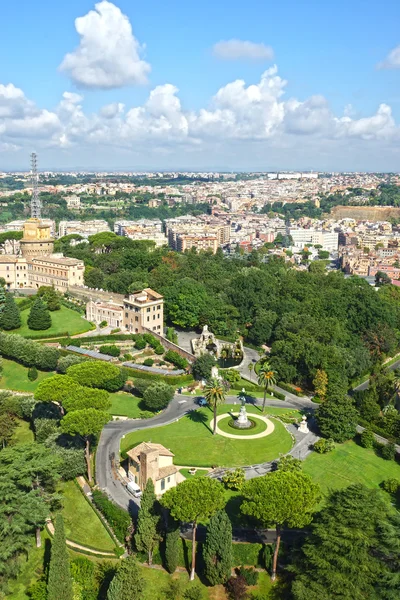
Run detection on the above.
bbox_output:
[30,152,41,219]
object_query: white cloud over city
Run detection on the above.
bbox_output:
[59,1,150,89]
[0,2,399,169]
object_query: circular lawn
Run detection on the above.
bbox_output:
[217,415,268,436]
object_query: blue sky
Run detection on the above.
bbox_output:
[1,0,400,170]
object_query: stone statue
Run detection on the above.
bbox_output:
[299,415,309,434]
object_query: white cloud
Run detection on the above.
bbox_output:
[377,45,400,69]
[213,39,274,61]
[59,1,150,89]
[1,66,399,169]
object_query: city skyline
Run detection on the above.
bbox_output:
[1,0,400,171]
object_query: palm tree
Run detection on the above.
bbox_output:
[257,364,277,412]
[204,377,227,435]
[248,363,253,380]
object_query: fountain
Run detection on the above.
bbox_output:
[232,388,252,429]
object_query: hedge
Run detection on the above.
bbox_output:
[231,542,264,568]
[357,418,399,444]
[124,367,194,386]
[58,334,136,347]
[0,332,60,370]
[91,489,131,544]
[278,381,304,397]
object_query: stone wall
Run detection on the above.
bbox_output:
[331,205,400,221]
[143,327,195,362]
[68,286,125,305]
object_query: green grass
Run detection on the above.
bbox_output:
[12,305,93,338]
[179,468,208,479]
[303,439,400,496]
[121,405,295,468]
[59,481,117,552]
[0,358,53,392]
[13,419,35,445]
[217,414,268,435]
[109,391,145,418]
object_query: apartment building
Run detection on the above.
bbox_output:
[123,288,164,333]
[165,215,230,253]
[114,219,167,247]
[58,220,110,238]
[176,233,219,253]
[0,256,29,288]
[66,195,81,210]
[28,255,85,291]
[289,228,339,251]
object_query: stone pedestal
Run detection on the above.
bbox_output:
[299,415,309,434]
[234,404,252,429]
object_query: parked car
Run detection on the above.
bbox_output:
[127,481,142,498]
[196,396,207,407]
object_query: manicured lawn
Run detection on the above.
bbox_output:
[12,305,93,338]
[217,414,268,435]
[0,358,53,392]
[303,440,400,496]
[13,419,35,445]
[109,391,146,418]
[59,481,117,552]
[121,405,295,468]
[179,468,208,479]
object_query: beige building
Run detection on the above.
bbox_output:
[123,288,163,333]
[86,300,124,328]
[127,442,177,496]
[176,233,219,253]
[66,195,81,210]
[28,255,85,291]
[0,256,29,288]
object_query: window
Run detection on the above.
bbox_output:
[167,477,171,483]
[147,308,151,312]
[135,316,139,322]
[161,478,165,491]
[153,315,156,320]
[125,312,128,318]
[147,316,150,322]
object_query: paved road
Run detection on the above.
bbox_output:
[353,359,400,392]
[96,342,319,512]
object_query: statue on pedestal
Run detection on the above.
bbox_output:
[299,415,309,434]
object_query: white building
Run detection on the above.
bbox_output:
[58,220,110,238]
[289,229,338,251]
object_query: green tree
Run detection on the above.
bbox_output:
[165,523,180,574]
[142,382,174,412]
[162,478,225,580]
[257,363,277,412]
[134,479,161,565]
[47,514,73,600]
[107,556,145,600]
[203,510,232,585]
[0,293,21,330]
[277,454,303,472]
[27,298,51,331]
[0,412,17,448]
[204,377,227,435]
[317,394,358,442]
[312,369,328,400]
[290,485,397,600]
[192,354,216,381]
[37,286,61,311]
[241,471,320,580]
[0,284,6,316]
[60,409,109,482]
[66,361,126,392]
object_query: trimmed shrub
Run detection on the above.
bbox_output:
[154,344,164,355]
[236,566,258,586]
[134,336,146,350]
[91,489,131,543]
[143,358,154,367]
[57,354,87,374]
[99,344,120,357]
[133,378,152,396]
[142,382,174,411]
[381,441,396,461]
[278,381,304,397]
[359,428,375,449]
[313,438,335,454]
[28,366,38,381]
[381,478,400,494]
[164,350,188,370]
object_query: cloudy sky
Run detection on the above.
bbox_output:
[1,0,400,171]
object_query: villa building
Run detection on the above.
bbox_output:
[126,442,178,496]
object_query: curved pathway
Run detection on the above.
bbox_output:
[212,413,275,439]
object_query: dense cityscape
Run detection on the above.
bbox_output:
[1,1,400,599]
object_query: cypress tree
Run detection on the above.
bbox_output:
[0,293,21,330]
[47,514,73,600]
[203,510,232,585]
[27,297,52,331]
[107,556,145,600]
[134,478,160,565]
[0,284,6,315]
[165,522,181,574]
